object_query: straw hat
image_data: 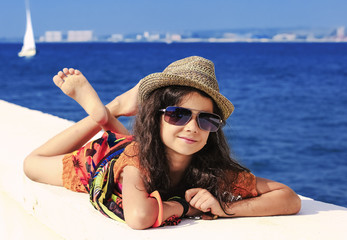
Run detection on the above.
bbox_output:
[138,56,234,120]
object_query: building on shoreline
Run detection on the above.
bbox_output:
[39,30,94,42]
[39,31,62,42]
[67,31,93,42]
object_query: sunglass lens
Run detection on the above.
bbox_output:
[164,107,191,126]
[198,113,221,132]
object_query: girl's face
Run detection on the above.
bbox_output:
[160,91,213,162]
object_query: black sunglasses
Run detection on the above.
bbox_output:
[159,106,223,132]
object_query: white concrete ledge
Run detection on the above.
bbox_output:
[1,100,347,240]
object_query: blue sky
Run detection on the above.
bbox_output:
[1,0,346,39]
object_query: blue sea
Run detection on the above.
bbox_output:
[1,42,347,207]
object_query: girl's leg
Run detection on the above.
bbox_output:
[23,113,101,186]
[24,68,139,185]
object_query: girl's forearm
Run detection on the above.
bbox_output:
[124,198,183,229]
[220,188,301,218]
[163,201,184,220]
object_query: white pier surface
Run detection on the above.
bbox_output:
[1,100,347,240]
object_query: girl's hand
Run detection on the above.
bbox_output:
[185,188,225,218]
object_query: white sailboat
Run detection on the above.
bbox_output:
[18,0,36,57]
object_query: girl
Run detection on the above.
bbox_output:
[24,56,301,230]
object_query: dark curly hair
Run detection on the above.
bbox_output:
[133,86,249,211]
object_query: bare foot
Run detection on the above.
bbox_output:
[107,82,140,117]
[53,68,108,125]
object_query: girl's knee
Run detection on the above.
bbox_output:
[23,154,64,186]
[23,154,38,181]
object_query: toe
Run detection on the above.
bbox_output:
[63,68,69,76]
[53,75,64,88]
[58,71,65,77]
[58,71,67,80]
[69,68,75,75]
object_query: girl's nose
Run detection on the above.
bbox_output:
[184,115,199,132]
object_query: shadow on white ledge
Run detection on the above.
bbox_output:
[1,100,346,240]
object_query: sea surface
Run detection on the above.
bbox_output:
[1,42,347,207]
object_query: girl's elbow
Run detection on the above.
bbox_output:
[126,221,148,230]
[289,193,302,214]
[125,208,156,230]
[284,189,301,215]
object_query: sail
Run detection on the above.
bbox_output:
[18,0,36,57]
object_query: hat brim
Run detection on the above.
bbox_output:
[139,72,234,120]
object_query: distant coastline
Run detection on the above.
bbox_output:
[2,26,346,44]
[2,41,347,45]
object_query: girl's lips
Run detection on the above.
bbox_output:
[179,136,197,144]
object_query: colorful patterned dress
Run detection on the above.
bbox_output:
[62,130,258,227]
